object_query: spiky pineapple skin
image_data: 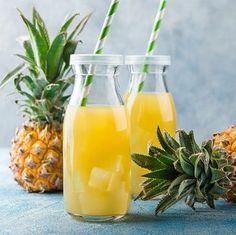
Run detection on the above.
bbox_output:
[10,122,63,192]
[214,126,236,202]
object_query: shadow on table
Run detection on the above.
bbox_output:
[119,203,236,224]
[121,213,157,223]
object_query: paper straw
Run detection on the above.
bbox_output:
[80,0,120,106]
[138,0,167,92]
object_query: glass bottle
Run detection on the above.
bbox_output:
[64,55,131,222]
[126,55,177,197]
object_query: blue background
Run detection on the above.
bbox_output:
[0,0,235,146]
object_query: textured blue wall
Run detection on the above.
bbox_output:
[0,0,235,146]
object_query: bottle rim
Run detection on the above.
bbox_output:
[70,54,123,66]
[125,55,171,65]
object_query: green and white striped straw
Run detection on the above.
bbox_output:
[80,0,120,106]
[138,0,167,92]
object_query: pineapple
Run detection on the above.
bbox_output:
[213,126,236,202]
[132,127,236,215]
[0,8,91,192]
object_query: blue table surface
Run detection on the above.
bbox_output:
[0,148,236,235]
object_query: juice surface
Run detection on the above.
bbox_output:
[127,92,176,196]
[63,105,131,216]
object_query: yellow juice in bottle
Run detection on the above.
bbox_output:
[63,105,131,216]
[127,92,176,196]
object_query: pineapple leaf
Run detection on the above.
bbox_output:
[142,183,170,200]
[63,40,79,68]
[189,153,200,166]
[177,179,195,198]
[0,63,26,89]
[60,95,71,106]
[163,131,180,150]
[17,37,35,61]
[47,33,67,81]
[201,149,210,173]
[185,195,196,210]
[157,127,175,154]
[223,165,235,174]
[18,9,48,71]
[60,13,80,33]
[178,130,194,154]
[202,140,213,155]
[155,191,179,215]
[32,7,50,47]
[143,168,177,180]
[156,187,193,215]
[206,194,215,209]
[177,148,194,176]
[209,183,228,197]
[195,180,205,199]
[194,156,202,179]
[142,179,162,191]
[149,145,176,162]
[156,153,176,167]
[42,84,61,100]
[131,154,169,171]
[15,54,38,68]
[167,175,189,194]
[68,13,92,41]
[215,159,229,169]
[210,167,226,183]
[189,131,201,153]
[17,75,41,98]
[57,75,74,87]
[14,75,36,102]
[174,160,185,173]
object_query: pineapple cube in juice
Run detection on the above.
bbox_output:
[88,167,113,191]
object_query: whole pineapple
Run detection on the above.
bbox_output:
[132,127,236,215]
[213,126,236,202]
[0,8,91,192]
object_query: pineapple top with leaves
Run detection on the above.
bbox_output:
[0,8,91,192]
[132,127,236,215]
[0,8,91,124]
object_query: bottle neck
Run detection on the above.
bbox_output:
[70,64,123,106]
[128,64,169,94]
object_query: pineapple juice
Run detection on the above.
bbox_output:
[127,92,176,196]
[64,105,131,216]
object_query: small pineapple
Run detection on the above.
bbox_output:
[132,127,236,215]
[213,126,236,202]
[0,8,91,192]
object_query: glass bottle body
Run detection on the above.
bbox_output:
[126,56,177,196]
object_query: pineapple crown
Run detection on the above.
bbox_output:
[132,127,235,215]
[0,8,91,124]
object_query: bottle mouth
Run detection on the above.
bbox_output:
[70,54,123,66]
[125,55,171,66]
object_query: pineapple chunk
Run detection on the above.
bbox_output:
[88,167,113,191]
